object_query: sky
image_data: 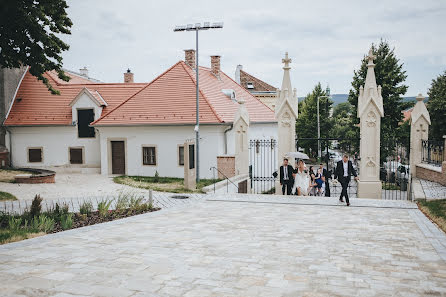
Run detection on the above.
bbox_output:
[61,0,446,97]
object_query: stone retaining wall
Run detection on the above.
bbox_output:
[416,162,446,186]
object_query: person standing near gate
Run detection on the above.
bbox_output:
[319,163,330,197]
[280,158,294,195]
[334,154,358,206]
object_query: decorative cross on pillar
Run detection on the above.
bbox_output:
[416,123,426,133]
[282,52,291,69]
[366,49,376,65]
[237,125,247,150]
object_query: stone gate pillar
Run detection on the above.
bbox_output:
[409,94,431,176]
[234,98,250,176]
[275,52,298,194]
[183,140,196,190]
[357,49,384,199]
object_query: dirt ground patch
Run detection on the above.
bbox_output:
[0,169,30,183]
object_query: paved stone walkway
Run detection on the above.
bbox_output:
[420,179,446,200]
[1,196,446,296]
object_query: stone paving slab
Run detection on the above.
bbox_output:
[1,197,446,296]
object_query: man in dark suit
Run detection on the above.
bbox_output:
[335,154,358,206]
[280,158,294,195]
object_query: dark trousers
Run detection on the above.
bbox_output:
[339,177,351,204]
[282,180,293,195]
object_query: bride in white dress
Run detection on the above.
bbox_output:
[292,159,310,196]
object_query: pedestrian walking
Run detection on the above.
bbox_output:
[334,154,358,206]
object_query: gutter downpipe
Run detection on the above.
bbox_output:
[4,127,12,167]
[224,124,233,155]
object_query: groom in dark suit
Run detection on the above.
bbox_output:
[280,158,294,195]
[335,154,358,206]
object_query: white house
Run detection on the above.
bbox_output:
[4,51,277,179]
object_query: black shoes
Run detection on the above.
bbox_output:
[339,198,344,202]
[347,203,350,206]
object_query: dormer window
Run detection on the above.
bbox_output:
[247,82,254,89]
[78,109,95,138]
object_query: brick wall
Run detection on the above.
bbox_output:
[0,151,9,168]
[217,156,235,179]
[416,162,446,186]
[15,174,55,184]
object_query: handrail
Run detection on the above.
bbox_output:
[209,166,239,193]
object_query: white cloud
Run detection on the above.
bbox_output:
[62,0,446,96]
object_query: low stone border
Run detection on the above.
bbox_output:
[13,167,56,184]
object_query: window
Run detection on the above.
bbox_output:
[28,148,42,163]
[188,144,195,169]
[178,145,184,166]
[143,147,156,165]
[247,82,254,89]
[77,109,95,138]
[69,148,83,164]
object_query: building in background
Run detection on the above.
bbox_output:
[235,65,277,110]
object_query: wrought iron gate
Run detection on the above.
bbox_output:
[380,138,411,200]
[249,139,277,194]
[295,137,359,198]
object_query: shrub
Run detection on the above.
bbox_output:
[8,217,22,231]
[60,213,73,230]
[115,194,130,212]
[97,199,113,218]
[30,195,43,217]
[154,171,160,183]
[79,201,93,216]
[31,215,55,233]
[129,196,144,209]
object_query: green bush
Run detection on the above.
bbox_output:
[115,194,130,212]
[97,199,113,218]
[30,195,43,217]
[79,201,93,216]
[154,171,160,183]
[8,217,22,231]
[31,215,55,233]
[60,213,73,230]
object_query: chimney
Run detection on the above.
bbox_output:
[79,67,88,77]
[124,68,134,83]
[235,64,243,84]
[184,49,196,68]
[211,55,221,77]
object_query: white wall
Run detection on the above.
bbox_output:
[226,122,277,155]
[9,126,101,172]
[97,125,227,179]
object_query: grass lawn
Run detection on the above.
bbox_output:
[114,175,221,193]
[0,191,17,201]
[0,169,30,183]
[418,199,446,233]
[0,230,45,244]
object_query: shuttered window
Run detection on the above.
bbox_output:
[28,148,42,163]
[142,147,156,165]
[178,146,184,166]
[70,148,83,164]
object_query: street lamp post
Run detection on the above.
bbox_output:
[317,86,331,160]
[174,22,223,183]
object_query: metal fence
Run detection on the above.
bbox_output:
[249,139,277,194]
[422,139,444,166]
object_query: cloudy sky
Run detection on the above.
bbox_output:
[62,0,446,96]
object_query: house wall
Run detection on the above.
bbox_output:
[71,92,103,123]
[9,126,101,172]
[97,125,228,179]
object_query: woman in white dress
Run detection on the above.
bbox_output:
[292,159,310,196]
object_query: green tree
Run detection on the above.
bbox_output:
[427,70,446,140]
[332,102,357,152]
[348,40,409,145]
[296,83,333,157]
[0,0,73,94]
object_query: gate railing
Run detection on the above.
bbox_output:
[209,166,239,193]
[249,139,277,194]
[422,139,444,166]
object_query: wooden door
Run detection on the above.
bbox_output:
[111,141,125,174]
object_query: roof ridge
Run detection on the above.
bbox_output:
[220,70,274,113]
[91,61,184,125]
[180,61,224,123]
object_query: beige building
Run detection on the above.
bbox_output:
[235,65,277,110]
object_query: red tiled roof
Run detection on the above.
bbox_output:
[4,71,146,126]
[93,61,275,126]
[47,70,101,84]
[239,69,277,92]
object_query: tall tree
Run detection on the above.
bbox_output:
[332,102,357,152]
[296,83,333,156]
[427,70,446,140]
[348,40,409,145]
[0,0,73,94]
